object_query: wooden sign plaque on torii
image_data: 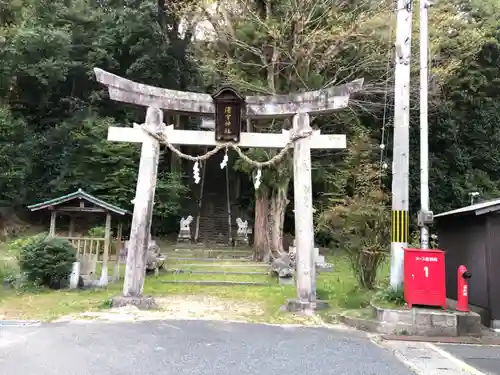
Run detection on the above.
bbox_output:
[94,67,363,311]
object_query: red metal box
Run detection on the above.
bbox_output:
[404,248,446,309]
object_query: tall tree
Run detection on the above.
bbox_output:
[192,0,393,258]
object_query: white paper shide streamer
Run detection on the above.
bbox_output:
[193,161,201,184]
[220,149,228,169]
[254,168,262,190]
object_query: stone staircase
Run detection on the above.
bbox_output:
[186,155,244,245]
[161,246,273,286]
[197,193,231,244]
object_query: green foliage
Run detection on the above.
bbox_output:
[376,286,406,307]
[319,130,390,289]
[0,107,31,207]
[0,0,500,244]
[87,226,105,238]
[408,230,439,249]
[100,299,113,309]
[17,234,77,289]
[0,259,17,285]
[323,196,390,289]
[7,234,41,258]
[341,287,372,309]
[0,0,194,235]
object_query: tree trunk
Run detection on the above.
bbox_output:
[254,191,270,261]
[269,180,290,256]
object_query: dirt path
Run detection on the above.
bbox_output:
[55,295,317,324]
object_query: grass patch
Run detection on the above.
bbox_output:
[342,307,374,319]
[0,287,120,321]
[317,254,389,308]
[157,271,273,283]
[0,237,391,324]
[371,299,408,310]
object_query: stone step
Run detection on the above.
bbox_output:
[166,269,268,276]
[165,252,254,259]
[167,257,254,262]
[166,262,269,268]
[160,280,271,286]
[172,248,253,254]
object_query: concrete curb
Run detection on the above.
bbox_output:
[338,313,381,333]
[0,320,41,327]
[369,300,483,337]
[381,334,500,345]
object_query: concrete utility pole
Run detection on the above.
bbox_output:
[390,0,413,289]
[418,0,435,250]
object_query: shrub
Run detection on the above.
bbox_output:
[318,130,390,289]
[17,234,77,289]
[321,195,390,289]
[376,286,406,307]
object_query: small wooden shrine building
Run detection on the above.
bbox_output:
[435,198,500,328]
[27,188,131,284]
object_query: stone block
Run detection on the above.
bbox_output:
[386,310,410,324]
[374,306,413,325]
[431,313,456,328]
[279,277,295,285]
[317,263,334,272]
[379,322,419,336]
[419,325,457,337]
[456,312,482,336]
[413,311,432,326]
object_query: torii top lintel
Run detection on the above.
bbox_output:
[94,68,364,119]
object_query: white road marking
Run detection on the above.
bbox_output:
[373,337,487,375]
[426,343,487,375]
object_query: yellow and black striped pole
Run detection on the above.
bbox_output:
[391,210,409,244]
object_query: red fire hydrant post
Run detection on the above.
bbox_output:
[456,265,472,312]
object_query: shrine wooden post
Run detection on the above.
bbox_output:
[122,107,162,297]
[95,68,363,309]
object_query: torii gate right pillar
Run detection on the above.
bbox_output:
[285,112,329,312]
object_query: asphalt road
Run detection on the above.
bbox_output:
[437,343,500,375]
[0,320,415,375]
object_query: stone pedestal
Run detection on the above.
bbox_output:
[69,262,81,289]
[177,216,193,244]
[111,296,158,310]
[177,229,192,243]
[235,218,250,246]
[234,233,249,246]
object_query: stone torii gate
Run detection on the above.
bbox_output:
[94,68,363,310]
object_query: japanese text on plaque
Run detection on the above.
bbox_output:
[224,106,232,134]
